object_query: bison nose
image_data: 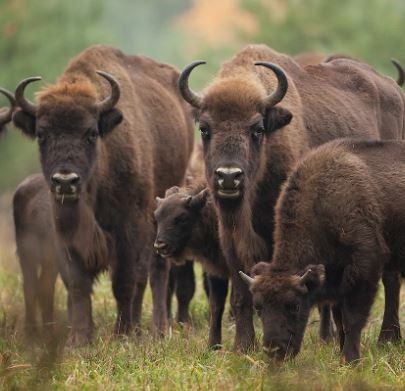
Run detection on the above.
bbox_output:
[154,240,168,253]
[215,167,244,190]
[51,172,81,194]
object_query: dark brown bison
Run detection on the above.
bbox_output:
[0,88,15,132]
[178,44,405,351]
[154,183,229,347]
[12,45,194,345]
[240,139,405,362]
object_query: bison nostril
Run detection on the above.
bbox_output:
[51,173,81,196]
[215,167,244,189]
[153,241,167,250]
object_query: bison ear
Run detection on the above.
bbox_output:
[264,106,292,133]
[165,186,180,197]
[187,188,208,211]
[251,261,271,277]
[299,264,325,291]
[12,109,36,138]
[98,108,123,137]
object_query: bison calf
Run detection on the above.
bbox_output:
[241,139,405,363]
[154,183,229,347]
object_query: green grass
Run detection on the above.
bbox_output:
[0,193,404,390]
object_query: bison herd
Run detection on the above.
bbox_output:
[0,44,404,364]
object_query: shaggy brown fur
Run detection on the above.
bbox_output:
[13,45,194,346]
[247,139,405,362]
[180,44,405,351]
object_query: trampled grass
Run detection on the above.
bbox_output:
[0,193,404,390]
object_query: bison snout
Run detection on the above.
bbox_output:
[154,240,169,256]
[215,167,244,199]
[51,172,81,202]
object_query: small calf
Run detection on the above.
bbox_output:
[240,139,405,362]
[154,183,229,347]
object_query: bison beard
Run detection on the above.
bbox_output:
[12,45,194,346]
[178,44,405,351]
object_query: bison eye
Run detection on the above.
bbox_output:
[37,131,46,144]
[86,130,98,145]
[285,303,300,314]
[199,124,211,140]
[251,125,264,141]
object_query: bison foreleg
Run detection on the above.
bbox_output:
[150,253,170,336]
[379,269,402,343]
[207,275,228,349]
[174,261,195,324]
[318,304,335,343]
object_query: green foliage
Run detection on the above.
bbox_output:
[241,0,405,73]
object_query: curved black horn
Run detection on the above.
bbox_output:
[178,61,206,108]
[254,62,288,108]
[0,88,16,126]
[391,59,405,87]
[96,71,121,113]
[15,77,41,116]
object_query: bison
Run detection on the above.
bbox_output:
[154,182,229,347]
[178,44,405,350]
[12,45,194,345]
[240,139,405,362]
[0,88,15,132]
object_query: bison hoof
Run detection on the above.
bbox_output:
[378,328,401,344]
[66,330,92,347]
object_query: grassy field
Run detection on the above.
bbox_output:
[0,192,404,390]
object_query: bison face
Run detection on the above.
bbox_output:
[12,72,123,204]
[178,61,292,213]
[154,187,208,262]
[239,262,325,360]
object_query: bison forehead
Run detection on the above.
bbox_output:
[251,273,304,302]
[203,77,265,119]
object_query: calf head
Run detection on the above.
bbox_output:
[154,186,208,262]
[12,71,123,203]
[0,88,16,133]
[178,61,292,215]
[239,262,325,360]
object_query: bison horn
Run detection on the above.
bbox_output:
[15,77,41,116]
[299,269,312,285]
[178,61,206,108]
[391,59,405,87]
[96,71,121,113]
[0,88,16,126]
[254,62,288,108]
[239,271,255,286]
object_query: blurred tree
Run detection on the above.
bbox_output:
[241,0,405,74]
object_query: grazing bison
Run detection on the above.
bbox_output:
[12,45,194,345]
[240,139,405,362]
[0,88,15,132]
[178,44,405,350]
[154,183,229,347]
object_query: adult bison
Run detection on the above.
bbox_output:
[12,45,194,345]
[178,44,405,351]
[240,139,405,362]
[0,88,15,132]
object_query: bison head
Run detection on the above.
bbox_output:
[12,71,123,203]
[239,262,325,360]
[0,88,16,133]
[154,186,209,262]
[178,61,292,214]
